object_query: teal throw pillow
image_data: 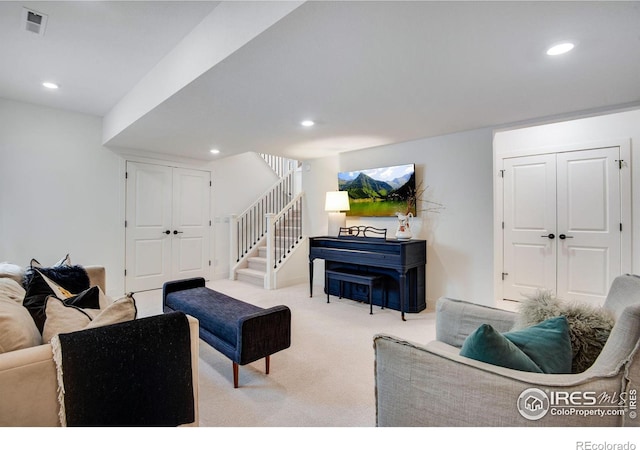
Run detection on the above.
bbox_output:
[460,316,572,374]
[460,323,543,373]
[504,316,572,374]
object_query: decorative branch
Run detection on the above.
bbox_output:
[406,181,445,216]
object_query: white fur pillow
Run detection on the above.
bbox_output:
[0,263,25,285]
[42,292,137,344]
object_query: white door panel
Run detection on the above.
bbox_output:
[503,154,556,300]
[563,246,609,296]
[174,237,206,273]
[134,240,167,277]
[171,168,210,280]
[125,162,172,292]
[173,169,208,227]
[511,243,552,289]
[556,148,620,305]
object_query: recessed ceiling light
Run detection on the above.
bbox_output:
[546,42,575,56]
[301,120,315,127]
[42,81,59,89]
[210,149,220,155]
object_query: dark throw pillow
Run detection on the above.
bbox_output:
[37,265,90,294]
[22,270,99,333]
[23,263,89,293]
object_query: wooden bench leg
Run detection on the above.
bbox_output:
[233,357,270,388]
[233,362,239,388]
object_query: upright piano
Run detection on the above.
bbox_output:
[309,236,426,320]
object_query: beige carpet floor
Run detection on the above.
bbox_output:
[133,278,437,427]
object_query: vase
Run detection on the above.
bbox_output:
[395,212,413,240]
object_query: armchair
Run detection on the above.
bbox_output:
[374,274,640,426]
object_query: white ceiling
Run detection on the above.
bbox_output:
[0,1,219,116]
[2,1,640,161]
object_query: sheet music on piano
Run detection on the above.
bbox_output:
[338,226,387,239]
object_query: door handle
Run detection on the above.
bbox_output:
[163,230,170,235]
[559,234,573,240]
[173,230,183,235]
[540,233,555,239]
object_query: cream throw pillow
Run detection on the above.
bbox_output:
[42,297,100,343]
[42,292,137,343]
[98,286,112,309]
[86,294,137,330]
[0,284,41,353]
[0,277,26,303]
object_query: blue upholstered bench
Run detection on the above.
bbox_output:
[163,278,291,388]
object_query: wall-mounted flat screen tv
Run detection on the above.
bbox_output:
[338,163,416,217]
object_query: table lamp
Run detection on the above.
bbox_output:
[325,191,350,236]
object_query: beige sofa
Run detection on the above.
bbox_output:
[0,266,200,426]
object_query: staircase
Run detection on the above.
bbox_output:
[236,252,267,287]
[236,209,301,287]
[230,154,305,289]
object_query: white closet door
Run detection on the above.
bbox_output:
[503,154,557,300]
[125,162,173,292]
[126,162,210,292]
[502,148,621,305]
[171,167,211,280]
[556,147,621,305]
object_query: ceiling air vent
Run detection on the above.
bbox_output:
[22,7,48,36]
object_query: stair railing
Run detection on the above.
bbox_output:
[229,168,297,278]
[265,192,304,289]
[260,153,299,178]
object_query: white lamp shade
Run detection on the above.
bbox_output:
[325,191,350,212]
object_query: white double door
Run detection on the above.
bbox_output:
[503,147,622,305]
[125,161,211,292]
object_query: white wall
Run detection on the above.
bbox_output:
[301,154,341,237]
[0,98,124,297]
[303,128,496,307]
[494,108,640,279]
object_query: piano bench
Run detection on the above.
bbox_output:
[324,269,386,315]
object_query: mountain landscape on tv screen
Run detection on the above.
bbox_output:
[338,164,416,217]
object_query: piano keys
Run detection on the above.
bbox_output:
[309,236,426,320]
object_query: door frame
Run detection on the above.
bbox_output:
[494,138,631,303]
